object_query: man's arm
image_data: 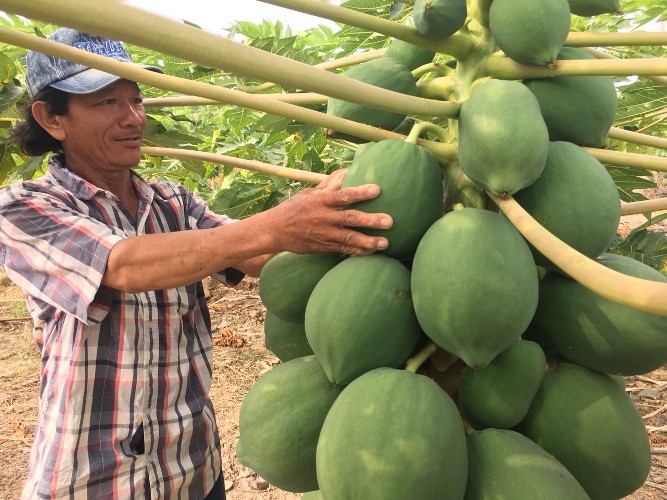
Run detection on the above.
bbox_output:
[102,172,392,293]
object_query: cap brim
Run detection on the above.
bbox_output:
[49,64,164,95]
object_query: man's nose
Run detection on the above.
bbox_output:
[119,102,145,126]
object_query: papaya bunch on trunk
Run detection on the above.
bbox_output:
[231,1,667,498]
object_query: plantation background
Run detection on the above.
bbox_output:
[0,0,666,497]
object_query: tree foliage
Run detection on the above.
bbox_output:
[0,0,665,268]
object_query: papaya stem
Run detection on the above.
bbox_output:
[584,148,667,173]
[483,55,667,79]
[406,122,450,144]
[0,2,460,119]
[489,193,667,317]
[404,342,438,373]
[584,48,667,87]
[235,49,386,94]
[469,0,492,28]
[621,198,667,216]
[143,93,327,108]
[566,30,667,48]
[607,126,667,151]
[141,146,327,184]
[413,62,454,80]
[257,0,476,61]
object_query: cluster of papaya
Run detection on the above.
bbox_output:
[237,0,665,498]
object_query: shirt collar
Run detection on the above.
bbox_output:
[46,154,154,204]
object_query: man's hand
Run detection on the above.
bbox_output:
[262,168,393,256]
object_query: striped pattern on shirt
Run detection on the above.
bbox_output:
[0,156,242,499]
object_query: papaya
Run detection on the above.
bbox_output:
[489,0,571,66]
[383,38,435,70]
[263,310,313,362]
[236,355,342,492]
[567,0,620,16]
[530,253,667,375]
[258,251,341,323]
[524,48,618,148]
[459,339,546,429]
[457,79,549,196]
[412,0,467,41]
[517,359,651,500]
[465,429,590,500]
[316,367,468,500]
[304,254,422,385]
[411,208,539,369]
[302,491,323,500]
[340,139,444,259]
[327,57,418,135]
[512,141,621,269]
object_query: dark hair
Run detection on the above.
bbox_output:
[11,86,70,156]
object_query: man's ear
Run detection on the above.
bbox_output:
[31,101,66,141]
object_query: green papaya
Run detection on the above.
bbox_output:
[567,0,620,16]
[459,339,546,429]
[305,254,422,385]
[411,208,539,369]
[517,359,651,500]
[263,310,313,362]
[465,429,590,500]
[340,139,444,259]
[524,48,618,148]
[236,355,342,492]
[489,0,571,66]
[530,253,667,375]
[412,0,467,40]
[302,491,323,500]
[458,79,549,196]
[316,367,468,500]
[383,38,435,70]
[258,251,341,323]
[512,141,621,269]
[327,58,418,135]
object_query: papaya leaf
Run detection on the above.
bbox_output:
[606,165,658,203]
[609,226,667,272]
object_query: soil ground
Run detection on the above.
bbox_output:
[0,188,666,498]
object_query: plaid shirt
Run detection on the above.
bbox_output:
[0,155,242,499]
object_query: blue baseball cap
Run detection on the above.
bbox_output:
[25,28,163,99]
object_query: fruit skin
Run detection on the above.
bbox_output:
[305,254,422,385]
[489,0,571,66]
[236,355,342,492]
[524,48,618,148]
[301,491,323,500]
[258,251,341,323]
[383,38,435,70]
[517,359,651,500]
[512,141,621,269]
[340,139,444,260]
[263,310,313,362]
[458,79,549,196]
[465,429,590,500]
[459,339,546,429]
[411,208,539,369]
[327,57,417,133]
[316,367,468,500]
[567,0,620,16]
[530,253,667,375]
[412,0,468,41]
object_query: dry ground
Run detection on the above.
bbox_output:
[0,206,666,498]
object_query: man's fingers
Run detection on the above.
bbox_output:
[339,209,393,230]
[317,168,348,190]
[335,228,389,254]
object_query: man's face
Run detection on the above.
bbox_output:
[56,79,147,172]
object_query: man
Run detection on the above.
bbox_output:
[0,28,391,499]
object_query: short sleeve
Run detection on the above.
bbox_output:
[0,185,126,323]
[172,185,246,287]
